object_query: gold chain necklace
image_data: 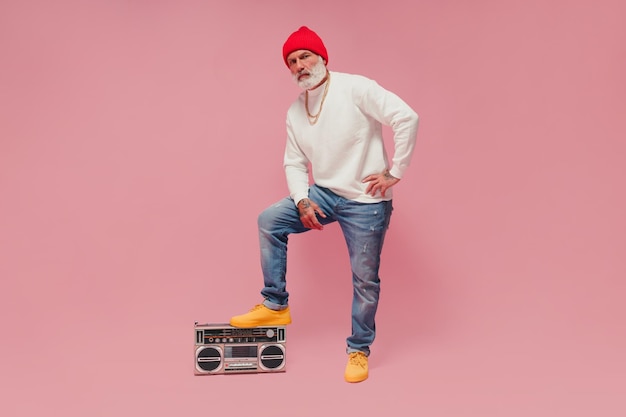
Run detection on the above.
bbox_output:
[305,72,331,125]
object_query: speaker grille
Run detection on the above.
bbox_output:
[196,346,222,372]
[259,344,285,370]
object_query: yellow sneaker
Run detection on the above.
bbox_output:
[229,304,292,328]
[344,352,368,383]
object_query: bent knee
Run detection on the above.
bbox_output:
[258,199,294,230]
[258,208,275,230]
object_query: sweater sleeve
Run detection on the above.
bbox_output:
[358,79,419,179]
[283,115,310,204]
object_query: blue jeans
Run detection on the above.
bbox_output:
[258,184,393,356]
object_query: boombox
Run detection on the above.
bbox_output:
[194,322,287,375]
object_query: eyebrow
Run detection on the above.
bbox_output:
[289,52,311,63]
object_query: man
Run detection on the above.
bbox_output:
[230,26,419,383]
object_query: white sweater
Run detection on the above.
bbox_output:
[284,71,419,204]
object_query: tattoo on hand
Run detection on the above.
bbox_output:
[299,199,311,209]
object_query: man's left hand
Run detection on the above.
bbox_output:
[363,169,400,197]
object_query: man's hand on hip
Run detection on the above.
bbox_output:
[363,169,400,197]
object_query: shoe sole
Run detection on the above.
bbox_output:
[229,319,292,328]
[344,373,368,383]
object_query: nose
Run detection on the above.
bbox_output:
[291,58,305,73]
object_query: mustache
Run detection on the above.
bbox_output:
[292,58,327,89]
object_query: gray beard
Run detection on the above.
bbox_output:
[293,59,327,90]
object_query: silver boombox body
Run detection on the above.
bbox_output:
[194,322,286,375]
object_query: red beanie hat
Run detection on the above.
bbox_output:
[282,26,328,67]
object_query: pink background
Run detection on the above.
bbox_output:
[1,0,625,415]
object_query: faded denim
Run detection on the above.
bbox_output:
[258,184,392,355]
